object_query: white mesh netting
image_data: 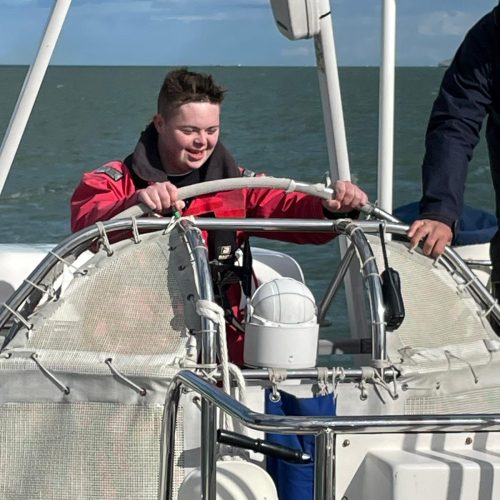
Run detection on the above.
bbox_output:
[0,401,163,499]
[25,234,188,357]
[369,236,496,373]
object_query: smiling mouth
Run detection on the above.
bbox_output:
[187,150,205,160]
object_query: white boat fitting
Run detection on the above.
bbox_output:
[0,1,499,500]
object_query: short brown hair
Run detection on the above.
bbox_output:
[157,68,226,118]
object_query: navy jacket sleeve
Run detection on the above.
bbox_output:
[419,10,496,227]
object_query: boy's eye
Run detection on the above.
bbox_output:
[207,128,219,135]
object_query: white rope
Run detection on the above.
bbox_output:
[95,221,113,256]
[444,350,479,384]
[371,369,399,400]
[478,298,498,318]
[130,215,141,243]
[161,214,180,234]
[2,303,32,330]
[268,368,288,402]
[195,299,232,432]
[227,362,247,407]
[48,250,87,276]
[316,367,329,396]
[433,254,443,267]
[24,278,53,298]
[104,358,147,395]
[31,353,70,395]
[457,278,474,295]
[362,255,377,268]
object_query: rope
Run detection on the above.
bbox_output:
[105,358,147,395]
[478,298,498,318]
[268,368,288,402]
[48,250,87,276]
[195,299,232,432]
[95,221,113,256]
[130,215,141,243]
[361,255,377,268]
[316,367,329,396]
[457,278,475,294]
[444,350,479,385]
[2,303,32,330]
[228,362,247,406]
[23,278,54,298]
[31,353,70,395]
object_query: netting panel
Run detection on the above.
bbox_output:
[26,235,188,356]
[405,386,500,414]
[369,238,493,359]
[0,401,163,500]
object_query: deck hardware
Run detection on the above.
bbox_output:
[342,439,350,447]
[465,437,473,445]
[31,353,70,394]
[104,358,147,396]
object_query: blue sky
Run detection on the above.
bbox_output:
[0,0,497,66]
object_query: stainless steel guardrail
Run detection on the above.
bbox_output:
[161,369,500,500]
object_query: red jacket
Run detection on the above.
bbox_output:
[71,160,332,245]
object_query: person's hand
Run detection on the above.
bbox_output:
[407,219,452,257]
[136,182,185,214]
[322,180,369,213]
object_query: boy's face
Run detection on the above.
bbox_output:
[154,101,221,175]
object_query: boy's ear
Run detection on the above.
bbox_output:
[153,113,164,132]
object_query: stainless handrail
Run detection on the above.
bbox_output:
[176,220,218,500]
[317,243,357,324]
[162,370,500,500]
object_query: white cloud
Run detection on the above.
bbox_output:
[418,11,472,36]
[0,0,36,5]
[281,46,311,58]
[151,12,228,23]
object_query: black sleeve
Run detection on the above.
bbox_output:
[419,9,496,227]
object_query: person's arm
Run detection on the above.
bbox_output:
[245,180,368,245]
[70,165,139,232]
[409,10,496,256]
